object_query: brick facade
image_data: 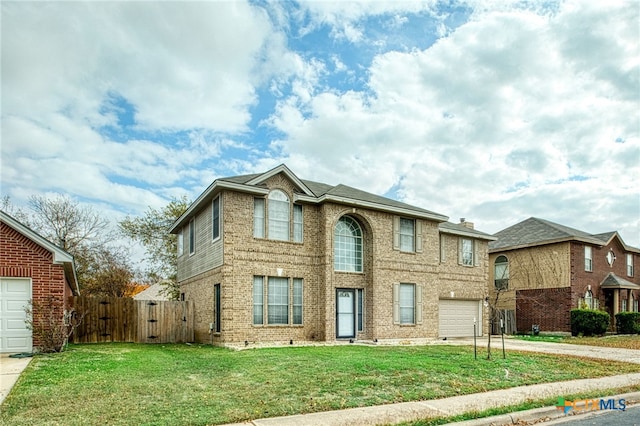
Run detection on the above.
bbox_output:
[489,218,640,333]
[175,167,494,346]
[1,220,77,349]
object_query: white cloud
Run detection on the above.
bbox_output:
[2,1,273,132]
[268,1,639,244]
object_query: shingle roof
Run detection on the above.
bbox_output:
[600,272,640,290]
[489,217,606,251]
[169,164,449,231]
[439,221,497,241]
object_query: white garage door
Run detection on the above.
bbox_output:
[0,278,32,353]
[439,299,481,338]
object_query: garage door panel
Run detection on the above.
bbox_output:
[439,299,481,338]
[1,278,32,353]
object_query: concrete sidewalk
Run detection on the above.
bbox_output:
[0,354,32,404]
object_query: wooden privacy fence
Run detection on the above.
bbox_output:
[71,296,194,344]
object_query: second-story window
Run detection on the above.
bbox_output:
[494,255,509,290]
[268,190,290,241]
[627,253,634,277]
[177,229,184,257]
[212,196,220,241]
[459,238,474,266]
[400,218,415,252]
[584,246,593,272]
[189,218,195,255]
[253,190,303,242]
[393,217,422,253]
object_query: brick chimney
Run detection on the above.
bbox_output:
[459,218,474,229]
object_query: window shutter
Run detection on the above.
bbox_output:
[458,238,463,265]
[440,235,446,263]
[474,240,480,266]
[416,284,423,325]
[393,283,400,324]
[393,217,400,250]
[415,220,423,253]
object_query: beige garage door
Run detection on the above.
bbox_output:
[0,278,32,353]
[438,299,482,338]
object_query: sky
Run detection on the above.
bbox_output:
[1,0,639,251]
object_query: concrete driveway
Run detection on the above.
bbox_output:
[0,354,32,404]
[443,336,640,364]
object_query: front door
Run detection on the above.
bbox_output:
[336,289,355,339]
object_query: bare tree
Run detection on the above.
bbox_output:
[3,195,135,294]
[28,194,112,253]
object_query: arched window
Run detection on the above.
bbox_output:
[494,255,509,290]
[268,190,289,241]
[334,216,363,272]
[584,290,594,310]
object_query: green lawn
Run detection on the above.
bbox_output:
[2,343,639,426]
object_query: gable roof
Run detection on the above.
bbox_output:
[600,272,640,290]
[170,164,449,232]
[0,210,80,295]
[489,217,640,253]
[439,221,497,241]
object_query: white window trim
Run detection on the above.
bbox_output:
[458,238,477,267]
[627,253,634,277]
[585,246,593,272]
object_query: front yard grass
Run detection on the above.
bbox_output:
[2,343,640,426]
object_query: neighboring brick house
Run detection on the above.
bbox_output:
[170,164,495,346]
[488,217,640,334]
[0,210,79,353]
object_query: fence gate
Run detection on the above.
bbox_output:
[71,296,194,344]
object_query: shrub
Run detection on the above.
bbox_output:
[615,312,640,335]
[25,296,85,353]
[570,309,610,336]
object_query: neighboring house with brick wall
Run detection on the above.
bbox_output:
[488,217,640,334]
[0,210,79,353]
[170,164,495,346]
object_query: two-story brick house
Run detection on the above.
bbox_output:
[170,164,495,346]
[488,217,640,334]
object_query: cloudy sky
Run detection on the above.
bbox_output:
[2,0,639,248]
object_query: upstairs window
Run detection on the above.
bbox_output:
[494,255,509,290]
[393,217,422,253]
[268,190,290,241]
[459,238,474,266]
[253,190,303,242]
[212,196,220,241]
[189,218,195,255]
[584,246,593,272]
[177,229,184,257]
[334,216,363,272]
[293,204,303,243]
[627,254,634,277]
